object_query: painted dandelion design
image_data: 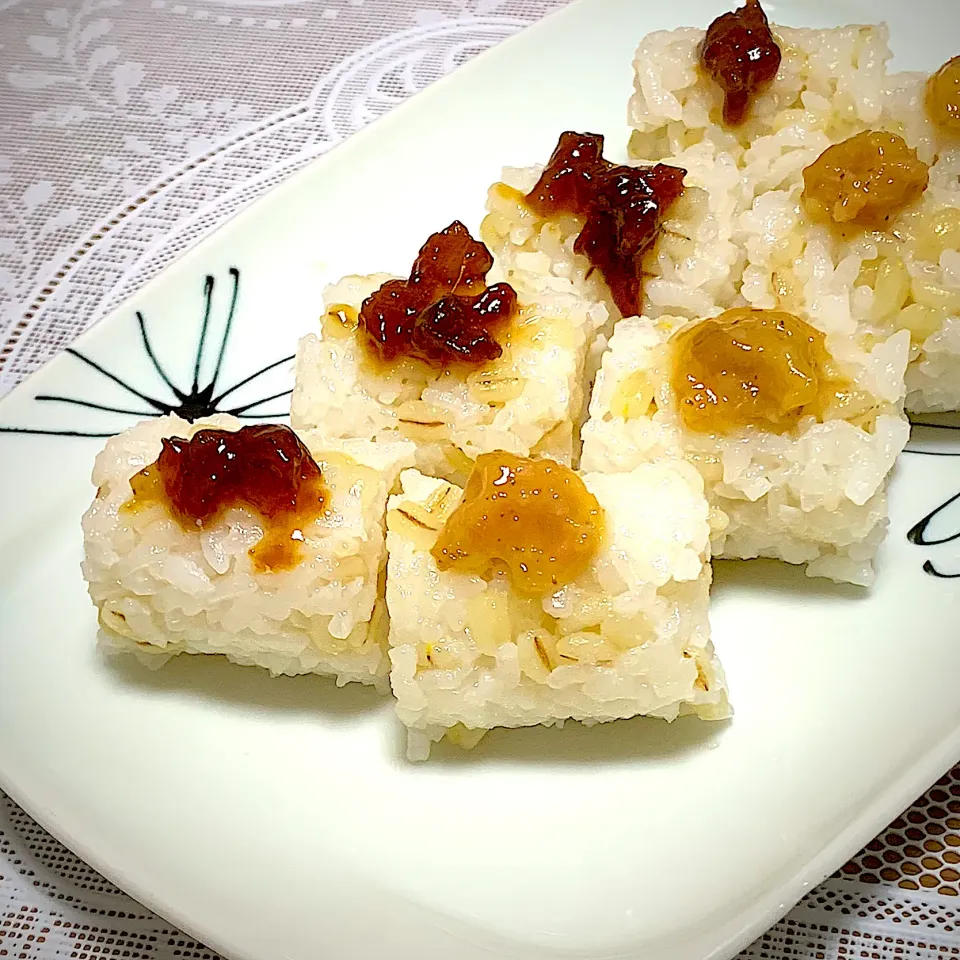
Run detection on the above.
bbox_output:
[0,269,294,438]
[904,417,960,580]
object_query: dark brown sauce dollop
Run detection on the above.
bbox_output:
[699,0,782,127]
[357,221,517,367]
[524,131,686,317]
[127,424,327,572]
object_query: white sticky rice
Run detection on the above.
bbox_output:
[480,140,746,326]
[479,140,748,447]
[79,13,958,759]
[581,316,911,586]
[291,270,608,484]
[628,20,960,413]
[481,176,614,318]
[81,414,414,686]
[628,24,896,163]
[385,464,729,760]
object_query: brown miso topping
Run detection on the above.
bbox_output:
[357,221,517,367]
[801,131,929,231]
[431,452,604,598]
[670,308,840,435]
[926,56,960,135]
[525,132,607,217]
[699,0,782,127]
[525,131,686,317]
[127,424,327,573]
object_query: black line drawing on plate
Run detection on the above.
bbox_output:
[0,268,294,438]
[904,417,960,580]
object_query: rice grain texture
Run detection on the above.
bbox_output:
[291,271,607,484]
[628,21,960,413]
[81,414,413,686]
[385,465,729,760]
[581,316,910,585]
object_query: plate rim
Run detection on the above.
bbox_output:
[2,699,957,960]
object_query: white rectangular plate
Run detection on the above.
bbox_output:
[0,1,958,958]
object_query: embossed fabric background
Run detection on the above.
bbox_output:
[0,2,958,958]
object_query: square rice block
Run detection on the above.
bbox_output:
[480,141,746,326]
[628,23,897,164]
[628,20,960,413]
[581,316,911,586]
[385,465,729,760]
[291,271,607,485]
[81,413,414,686]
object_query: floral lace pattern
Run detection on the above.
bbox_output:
[0,0,551,395]
[0,2,958,958]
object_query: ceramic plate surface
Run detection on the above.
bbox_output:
[1,1,959,958]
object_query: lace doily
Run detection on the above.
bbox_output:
[0,0,559,394]
[0,2,957,958]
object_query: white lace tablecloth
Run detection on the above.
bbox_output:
[1,2,958,958]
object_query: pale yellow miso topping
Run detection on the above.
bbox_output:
[801,131,929,231]
[926,56,960,135]
[670,308,841,435]
[431,452,604,597]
